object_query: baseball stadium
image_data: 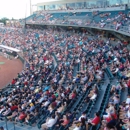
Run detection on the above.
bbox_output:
[0,0,130,130]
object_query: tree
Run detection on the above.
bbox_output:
[0,17,9,25]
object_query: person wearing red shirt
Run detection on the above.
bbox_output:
[24,81,28,86]
[61,115,69,126]
[71,92,76,99]
[127,79,130,87]
[10,104,18,111]
[107,115,117,128]
[19,111,26,121]
[111,113,117,120]
[65,88,70,95]
[43,56,47,61]
[119,63,124,71]
[12,79,16,85]
[56,115,69,129]
[51,101,57,108]
[91,112,100,125]
[127,78,130,94]
[86,112,100,130]
[51,94,56,99]
[106,116,112,123]
[51,94,56,102]
[95,65,100,70]
[70,90,77,99]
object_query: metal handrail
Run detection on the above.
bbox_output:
[26,20,130,36]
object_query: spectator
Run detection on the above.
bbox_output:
[86,112,100,129]
[41,114,57,130]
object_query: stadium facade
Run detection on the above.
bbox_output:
[35,0,129,11]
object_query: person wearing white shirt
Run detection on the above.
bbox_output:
[42,100,50,107]
[78,112,86,122]
[90,93,97,100]
[76,58,80,63]
[80,75,87,84]
[115,68,119,73]
[126,95,130,104]
[0,106,5,114]
[39,97,45,104]
[69,112,86,130]
[0,96,6,102]
[42,114,57,130]
[69,124,81,130]
[0,107,11,117]
[127,107,130,118]
[73,112,87,124]
[73,126,81,130]
[116,22,121,30]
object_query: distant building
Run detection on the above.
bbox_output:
[6,20,21,27]
[0,23,4,26]
[32,0,129,13]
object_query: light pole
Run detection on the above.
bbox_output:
[30,0,32,15]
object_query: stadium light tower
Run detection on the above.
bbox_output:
[30,0,32,15]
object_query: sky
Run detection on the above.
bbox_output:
[0,0,58,19]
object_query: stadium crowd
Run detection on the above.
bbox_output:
[0,25,129,130]
[27,8,130,33]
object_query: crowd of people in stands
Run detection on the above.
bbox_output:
[0,25,129,130]
[26,9,130,33]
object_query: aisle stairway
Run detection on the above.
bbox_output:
[89,73,109,117]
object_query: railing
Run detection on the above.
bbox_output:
[66,16,91,19]
[26,20,130,36]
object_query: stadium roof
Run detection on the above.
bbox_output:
[36,0,95,6]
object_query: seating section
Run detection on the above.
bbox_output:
[0,22,129,130]
[25,8,130,34]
